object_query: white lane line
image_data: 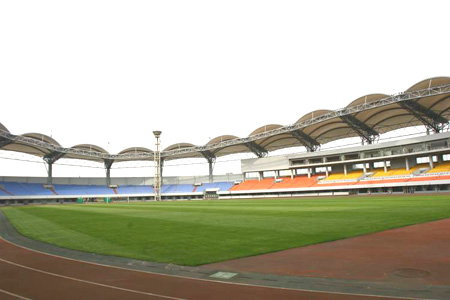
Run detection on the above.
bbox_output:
[0,287,32,300]
[0,258,185,300]
[0,236,427,300]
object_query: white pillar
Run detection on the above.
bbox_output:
[344,164,348,176]
[307,168,311,178]
[363,163,367,175]
[325,167,329,177]
[429,156,434,169]
[383,160,387,173]
[258,172,263,182]
[405,157,410,171]
[290,169,294,180]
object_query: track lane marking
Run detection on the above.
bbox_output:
[0,258,185,300]
[0,236,425,300]
[0,288,32,300]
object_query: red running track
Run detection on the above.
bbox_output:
[0,236,407,300]
[206,218,450,286]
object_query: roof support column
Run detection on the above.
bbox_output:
[43,152,65,186]
[46,162,53,185]
[200,150,216,183]
[208,159,214,183]
[104,159,114,187]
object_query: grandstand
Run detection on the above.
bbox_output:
[1,77,450,204]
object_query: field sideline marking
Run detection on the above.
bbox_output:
[0,236,427,300]
[0,258,185,300]
[0,287,32,300]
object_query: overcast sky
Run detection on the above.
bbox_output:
[1,0,450,178]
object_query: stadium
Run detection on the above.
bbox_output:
[1,77,450,299]
[1,77,450,202]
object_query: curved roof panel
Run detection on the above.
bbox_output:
[249,124,303,151]
[21,133,61,147]
[346,94,389,108]
[1,133,61,157]
[62,144,110,162]
[407,77,450,92]
[163,143,204,161]
[116,147,154,162]
[249,124,283,136]
[296,110,332,124]
[207,135,239,145]
[212,144,252,157]
[206,135,253,157]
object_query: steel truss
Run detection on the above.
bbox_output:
[0,83,449,161]
[162,83,450,157]
[340,115,379,144]
[290,130,320,152]
[244,141,268,158]
[398,100,448,133]
[43,151,66,164]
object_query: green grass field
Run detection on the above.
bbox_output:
[2,195,450,266]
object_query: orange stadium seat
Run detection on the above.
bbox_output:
[231,176,320,191]
[230,178,276,191]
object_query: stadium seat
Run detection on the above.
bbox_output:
[428,161,450,174]
[231,176,318,191]
[323,171,363,181]
[0,182,54,196]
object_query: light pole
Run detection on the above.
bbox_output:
[153,131,162,201]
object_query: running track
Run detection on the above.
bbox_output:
[0,236,410,300]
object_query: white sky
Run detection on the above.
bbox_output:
[1,0,450,178]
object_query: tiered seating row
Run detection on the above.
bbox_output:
[1,182,54,196]
[323,171,363,181]
[428,161,450,173]
[372,164,429,178]
[230,176,319,191]
[0,182,234,196]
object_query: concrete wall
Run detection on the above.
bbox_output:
[241,155,290,173]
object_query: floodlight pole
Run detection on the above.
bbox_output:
[153,131,162,201]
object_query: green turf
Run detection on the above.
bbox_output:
[1,195,450,266]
